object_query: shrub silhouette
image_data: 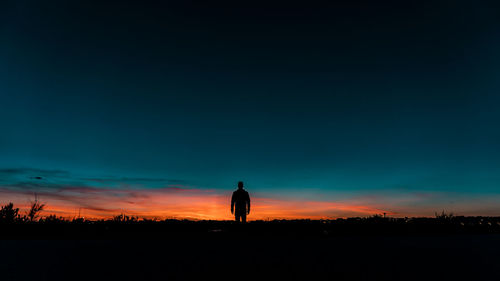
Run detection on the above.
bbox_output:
[40,214,66,223]
[435,210,454,221]
[0,202,20,223]
[2,200,500,239]
[27,198,45,222]
[112,213,138,222]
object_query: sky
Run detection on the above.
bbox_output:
[1,0,500,220]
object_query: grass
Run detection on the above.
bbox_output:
[1,202,500,239]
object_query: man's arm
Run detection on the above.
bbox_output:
[231,192,235,214]
[246,192,251,215]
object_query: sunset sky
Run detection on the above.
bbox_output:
[1,1,500,220]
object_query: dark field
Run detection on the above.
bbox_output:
[2,219,500,281]
[2,234,500,281]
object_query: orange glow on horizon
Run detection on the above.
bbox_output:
[0,187,399,220]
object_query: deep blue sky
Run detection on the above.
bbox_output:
[1,0,500,217]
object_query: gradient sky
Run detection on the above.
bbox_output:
[1,0,500,219]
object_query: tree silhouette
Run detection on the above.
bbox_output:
[27,196,45,222]
[0,202,20,223]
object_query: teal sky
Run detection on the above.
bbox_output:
[1,0,500,218]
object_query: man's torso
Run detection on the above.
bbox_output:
[233,189,249,211]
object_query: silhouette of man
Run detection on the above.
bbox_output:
[231,181,250,223]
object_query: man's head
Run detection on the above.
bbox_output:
[238,181,244,189]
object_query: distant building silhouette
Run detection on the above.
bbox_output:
[231,181,250,223]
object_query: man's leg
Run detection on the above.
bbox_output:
[235,213,241,222]
[241,213,246,223]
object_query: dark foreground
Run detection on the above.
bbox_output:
[2,220,500,281]
[2,234,500,281]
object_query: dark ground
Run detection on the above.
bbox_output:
[2,230,500,281]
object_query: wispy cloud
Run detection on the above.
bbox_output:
[0,168,69,177]
[0,181,404,220]
[0,167,187,188]
[2,167,500,220]
[81,177,187,185]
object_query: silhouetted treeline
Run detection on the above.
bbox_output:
[1,202,500,238]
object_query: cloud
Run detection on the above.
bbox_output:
[3,167,500,220]
[0,167,189,190]
[81,177,187,185]
[0,181,402,220]
[0,168,69,177]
